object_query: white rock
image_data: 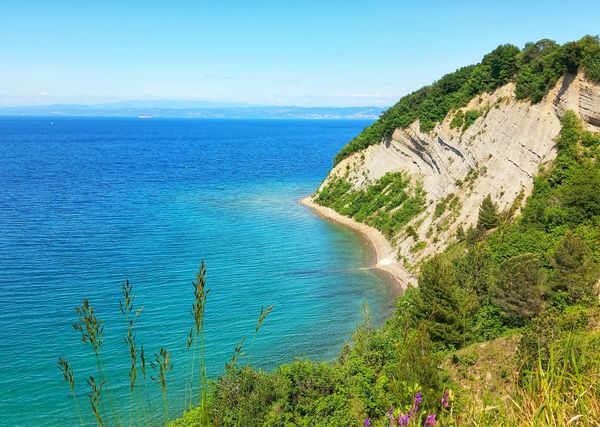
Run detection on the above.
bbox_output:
[319,72,600,274]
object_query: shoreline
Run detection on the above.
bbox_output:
[300,196,412,292]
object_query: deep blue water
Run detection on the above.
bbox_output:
[0,117,394,425]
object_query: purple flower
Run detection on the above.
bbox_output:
[424,413,436,426]
[410,391,422,417]
[364,418,371,427]
[386,406,395,427]
[441,390,449,408]
[414,391,423,406]
[397,413,410,426]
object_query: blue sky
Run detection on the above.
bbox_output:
[1,1,599,107]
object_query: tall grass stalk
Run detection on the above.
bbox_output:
[183,327,193,411]
[150,347,173,423]
[138,345,153,425]
[247,305,273,366]
[87,376,105,427]
[226,337,246,370]
[187,261,210,422]
[73,298,119,425]
[120,280,143,426]
[58,357,83,426]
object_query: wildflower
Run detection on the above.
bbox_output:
[414,391,422,406]
[364,418,371,427]
[441,389,449,408]
[410,391,422,417]
[424,414,436,426]
[397,413,410,426]
[386,406,395,427]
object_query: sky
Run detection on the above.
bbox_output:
[1,0,599,107]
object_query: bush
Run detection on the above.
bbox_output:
[471,302,506,341]
[208,367,281,426]
[450,110,464,129]
[462,109,481,130]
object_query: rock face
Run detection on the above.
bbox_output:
[318,73,600,278]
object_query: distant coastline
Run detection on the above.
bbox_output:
[0,104,384,120]
[300,196,412,292]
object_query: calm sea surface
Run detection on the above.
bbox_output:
[0,117,394,425]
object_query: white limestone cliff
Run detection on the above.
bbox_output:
[317,72,600,276]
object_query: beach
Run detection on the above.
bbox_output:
[300,196,412,292]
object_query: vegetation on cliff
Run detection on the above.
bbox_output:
[313,171,426,239]
[334,35,600,165]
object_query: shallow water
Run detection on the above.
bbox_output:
[0,117,395,425]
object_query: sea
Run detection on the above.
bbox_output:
[0,117,395,425]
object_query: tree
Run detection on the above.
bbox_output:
[482,44,520,88]
[477,195,499,231]
[492,254,544,325]
[412,256,475,348]
[551,231,598,302]
[455,243,494,296]
[561,167,600,224]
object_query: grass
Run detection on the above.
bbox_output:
[58,262,275,427]
[513,333,600,426]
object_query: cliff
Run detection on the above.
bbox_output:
[310,72,600,284]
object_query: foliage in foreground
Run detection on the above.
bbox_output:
[334,35,600,165]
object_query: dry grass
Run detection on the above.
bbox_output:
[448,332,600,426]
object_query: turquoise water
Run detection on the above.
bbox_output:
[0,117,394,425]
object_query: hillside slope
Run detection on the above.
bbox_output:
[312,71,600,282]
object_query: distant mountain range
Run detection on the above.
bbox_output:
[0,100,385,119]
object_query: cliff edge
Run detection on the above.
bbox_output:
[309,72,600,285]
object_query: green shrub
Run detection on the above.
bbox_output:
[471,302,506,341]
[450,110,465,129]
[411,241,427,253]
[462,109,481,130]
[208,367,281,427]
